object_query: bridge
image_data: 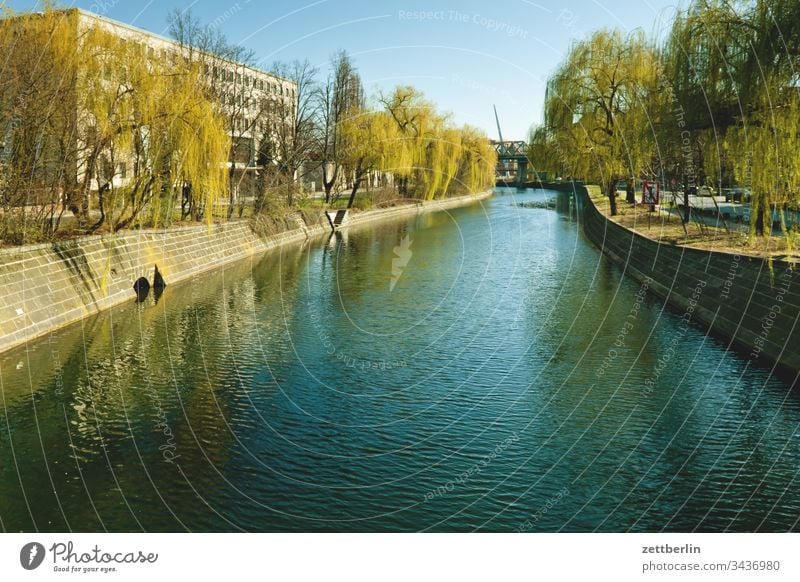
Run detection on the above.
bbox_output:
[491,107,529,187]
[493,140,529,187]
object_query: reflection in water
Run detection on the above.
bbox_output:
[1,189,798,532]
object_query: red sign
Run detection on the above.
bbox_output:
[642,181,660,205]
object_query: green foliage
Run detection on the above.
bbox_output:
[376,86,496,200]
[539,0,800,237]
[1,8,497,244]
[543,29,658,214]
[76,22,229,231]
[0,7,230,243]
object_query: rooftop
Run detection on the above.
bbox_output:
[2,7,293,85]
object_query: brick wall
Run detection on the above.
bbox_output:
[576,187,800,377]
[0,191,491,354]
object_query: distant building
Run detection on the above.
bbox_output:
[74,9,297,194]
[1,8,297,199]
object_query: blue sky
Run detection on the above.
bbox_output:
[8,0,684,139]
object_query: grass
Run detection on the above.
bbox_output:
[2,186,479,248]
[589,187,799,260]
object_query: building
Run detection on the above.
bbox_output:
[74,9,298,196]
[0,8,298,210]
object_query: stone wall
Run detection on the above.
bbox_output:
[576,186,800,378]
[0,191,491,354]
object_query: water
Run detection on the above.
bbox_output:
[1,188,798,532]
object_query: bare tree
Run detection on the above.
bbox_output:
[317,51,364,203]
[267,59,319,206]
[168,8,275,219]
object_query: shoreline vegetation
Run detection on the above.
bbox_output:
[0,7,496,249]
[584,185,800,261]
[530,0,800,252]
[576,182,800,376]
[0,190,491,356]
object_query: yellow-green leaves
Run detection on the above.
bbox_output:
[544,29,659,211]
[377,86,496,199]
[76,24,229,229]
[0,7,230,238]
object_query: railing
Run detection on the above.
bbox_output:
[492,140,528,158]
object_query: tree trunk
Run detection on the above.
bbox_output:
[227,168,236,220]
[626,178,636,204]
[181,182,192,220]
[607,180,618,216]
[347,169,364,209]
[89,182,110,232]
[323,163,338,204]
[683,188,691,224]
[286,179,294,207]
[398,176,409,197]
[755,203,765,236]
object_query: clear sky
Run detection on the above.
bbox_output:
[7,0,684,140]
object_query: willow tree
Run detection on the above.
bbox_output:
[659,1,756,201]
[433,127,463,199]
[168,8,271,219]
[377,86,494,199]
[76,24,229,231]
[731,0,800,239]
[0,9,79,241]
[339,110,397,208]
[545,30,658,215]
[0,7,229,241]
[527,126,548,179]
[378,86,435,196]
[725,79,800,239]
[417,121,463,201]
[457,125,497,195]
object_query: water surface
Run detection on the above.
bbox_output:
[1,188,798,532]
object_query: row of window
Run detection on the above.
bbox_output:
[222,92,294,110]
[102,34,296,100]
[202,63,295,99]
[232,118,287,135]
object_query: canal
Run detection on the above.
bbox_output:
[1,188,798,532]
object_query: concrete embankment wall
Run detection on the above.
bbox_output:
[0,191,491,354]
[575,186,800,378]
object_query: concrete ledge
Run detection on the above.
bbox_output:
[575,185,800,379]
[0,191,491,355]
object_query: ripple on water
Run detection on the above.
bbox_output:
[1,189,799,532]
